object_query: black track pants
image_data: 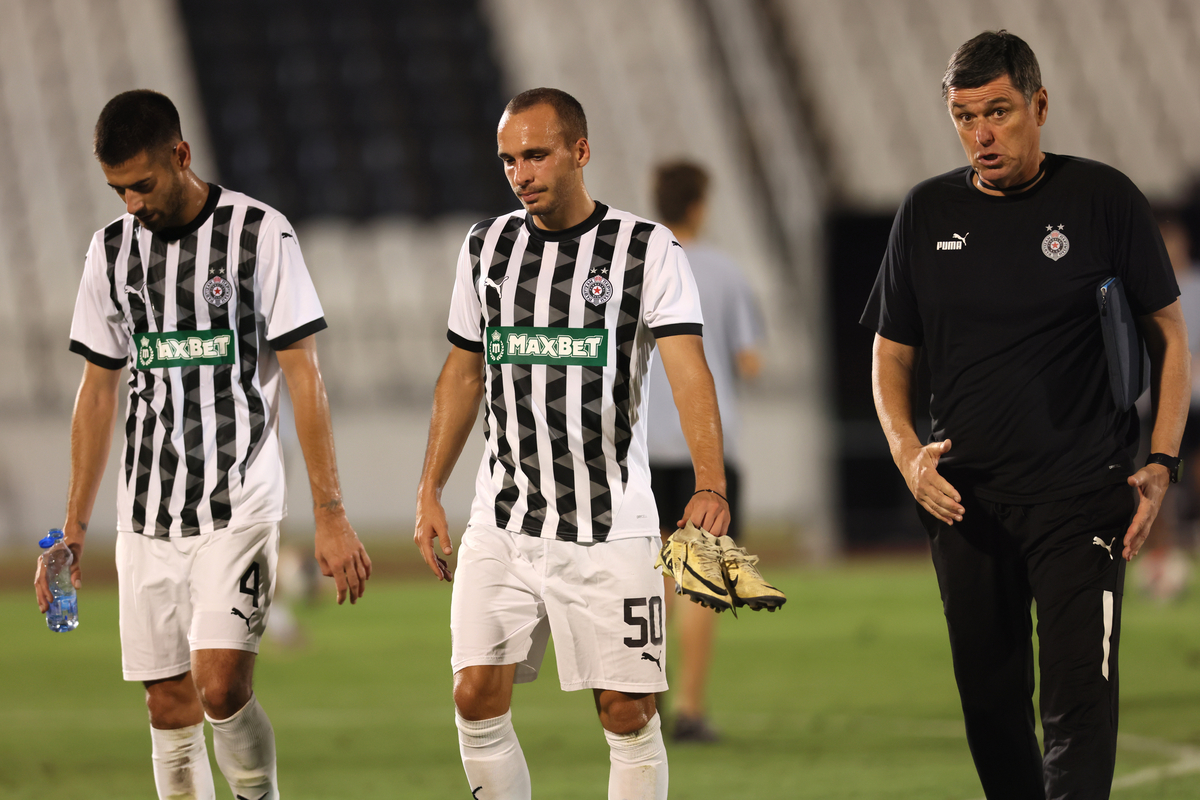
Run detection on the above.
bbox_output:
[919,484,1134,800]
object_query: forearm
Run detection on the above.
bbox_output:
[65,369,121,539]
[871,335,923,470]
[658,335,725,493]
[1148,330,1190,457]
[417,351,484,502]
[675,373,726,494]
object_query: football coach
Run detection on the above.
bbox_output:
[862,30,1189,800]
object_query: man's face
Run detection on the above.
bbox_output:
[497,104,588,220]
[947,75,1048,189]
[101,145,189,232]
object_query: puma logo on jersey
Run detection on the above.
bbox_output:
[281,231,294,239]
[230,607,253,630]
[641,652,662,671]
[936,233,969,250]
[1093,536,1116,560]
[484,276,509,298]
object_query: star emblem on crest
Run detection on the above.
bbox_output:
[141,336,149,347]
[491,330,501,341]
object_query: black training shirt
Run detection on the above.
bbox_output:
[861,154,1178,503]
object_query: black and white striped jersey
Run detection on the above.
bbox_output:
[447,203,703,543]
[68,185,327,537]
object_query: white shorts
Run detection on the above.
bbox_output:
[116,521,279,681]
[450,524,667,693]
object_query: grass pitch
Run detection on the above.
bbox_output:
[2,557,1199,799]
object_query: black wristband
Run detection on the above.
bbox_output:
[692,488,729,505]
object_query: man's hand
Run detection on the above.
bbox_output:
[414,493,453,582]
[904,439,964,525]
[1123,465,1171,560]
[314,504,372,604]
[677,490,730,537]
[34,526,84,613]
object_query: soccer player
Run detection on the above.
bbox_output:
[862,32,1189,798]
[413,88,730,800]
[34,90,372,800]
[645,161,763,743]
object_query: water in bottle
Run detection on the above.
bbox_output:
[39,529,78,632]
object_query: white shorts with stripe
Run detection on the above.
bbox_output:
[450,523,668,693]
[116,521,279,681]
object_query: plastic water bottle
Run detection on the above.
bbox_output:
[40,529,78,632]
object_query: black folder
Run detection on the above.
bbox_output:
[1097,276,1150,411]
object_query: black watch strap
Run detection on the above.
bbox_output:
[1146,453,1183,483]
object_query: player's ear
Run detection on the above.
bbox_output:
[172,141,193,171]
[574,137,590,169]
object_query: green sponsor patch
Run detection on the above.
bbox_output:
[135,330,235,369]
[485,326,608,366]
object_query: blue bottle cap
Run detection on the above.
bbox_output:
[39,529,65,548]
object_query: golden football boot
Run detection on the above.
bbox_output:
[718,536,787,612]
[657,522,732,612]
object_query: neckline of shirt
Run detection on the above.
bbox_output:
[523,202,609,242]
[151,183,223,242]
[963,154,1060,202]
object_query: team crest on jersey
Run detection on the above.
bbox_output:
[202,275,232,307]
[582,275,613,306]
[1042,224,1069,261]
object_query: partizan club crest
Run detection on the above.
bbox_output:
[1041,224,1070,261]
[581,274,613,306]
[203,275,232,307]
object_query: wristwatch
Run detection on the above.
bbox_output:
[1146,453,1184,483]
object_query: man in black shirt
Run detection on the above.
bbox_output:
[862,31,1189,800]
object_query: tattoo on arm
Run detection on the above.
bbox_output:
[317,498,343,513]
[78,521,88,532]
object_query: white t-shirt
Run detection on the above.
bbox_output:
[646,243,763,465]
[69,186,326,536]
[447,203,703,543]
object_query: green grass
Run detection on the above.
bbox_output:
[2,559,1199,799]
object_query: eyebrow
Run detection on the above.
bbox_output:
[107,177,154,191]
[497,146,553,159]
[950,96,1013,110]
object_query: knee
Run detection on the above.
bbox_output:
[195,671,253,720]
[595,691,656,735]
[144,674,203,729]
[453,667,513,721]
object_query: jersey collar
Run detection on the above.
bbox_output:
[523,202,609,242]
[965,154,1061,202]
[153,183,223,242]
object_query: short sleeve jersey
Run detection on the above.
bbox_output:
[861,154,1179,503]
[69,185,327,536]
[646,243,764,465]
[447,203,704,542]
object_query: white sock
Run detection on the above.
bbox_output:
[456,710,532,800]
[207,693,278,800]
[150,722,215,800]
[604,713,668,800]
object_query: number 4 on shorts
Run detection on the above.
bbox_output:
[239,562,261,609]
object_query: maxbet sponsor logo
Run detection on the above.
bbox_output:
[136,330,235,369]
[936,233,969,250]
[485,326,608,366]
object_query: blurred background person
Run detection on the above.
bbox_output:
[1138,210,1200,601]
[646,160,765,744]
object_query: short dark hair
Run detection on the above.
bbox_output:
[653,161,709,224]
[942,30,1042,104]
[504,88,588,145]
[94,90,183,166]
